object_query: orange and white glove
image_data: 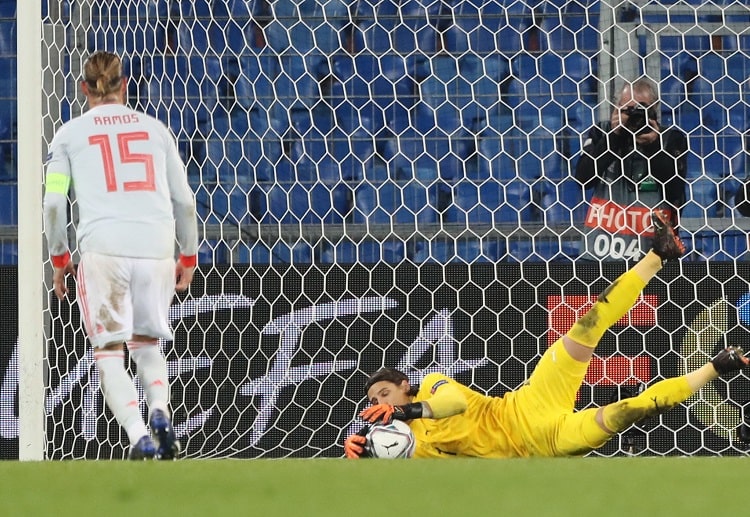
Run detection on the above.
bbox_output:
[359,404,395,424]
[344,427,369,459]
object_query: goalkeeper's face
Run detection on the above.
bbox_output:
[367,380,412,406]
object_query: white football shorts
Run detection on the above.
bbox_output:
[76,251,175,348]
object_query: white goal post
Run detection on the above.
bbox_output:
[17,0,44,461]
[11,0,750,460]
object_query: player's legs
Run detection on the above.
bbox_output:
[565,210,685,363]
[515,251,663,421]
[550,376,696,456]
[563,251,662,363]
[598,348,750,434]
[76,252,134,347]
[128,257,180,459]
[554,348,750,455]
[79,253,155,458]
[128,257,174,415]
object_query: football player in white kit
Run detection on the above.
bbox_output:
[43,51,199,460]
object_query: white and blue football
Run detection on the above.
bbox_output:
[365,420,416,459]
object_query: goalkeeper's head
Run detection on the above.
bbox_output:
[364,367,419,405]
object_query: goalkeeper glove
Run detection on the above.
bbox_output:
[344,426,369,459]
[359,403,423,424]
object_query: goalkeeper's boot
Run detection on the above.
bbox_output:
[129,435,156,460]
[711,346,750,375]
[150,409,181,460]
[650,210,686,261]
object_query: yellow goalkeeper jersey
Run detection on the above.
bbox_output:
[409,372,525,458]
[408,339,610,458]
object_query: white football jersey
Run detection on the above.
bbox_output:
[44,103,198,260]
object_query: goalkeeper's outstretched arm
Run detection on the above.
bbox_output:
[360,377,468,423]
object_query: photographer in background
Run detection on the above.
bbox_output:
[575,78,687,261]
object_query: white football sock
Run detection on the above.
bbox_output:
[94,350,149,444]
[127,341,170,417]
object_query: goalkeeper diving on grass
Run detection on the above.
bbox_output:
[345,211,750,458]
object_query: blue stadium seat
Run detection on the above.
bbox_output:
[0,183,16,225]
[476,131,517,182]
[536,188,582,257]
[139,55,223,138]
[241,241,314,264]
[499,179,535,223]
[0,0,15,18]
[410,238,456,264]
[222,0,257,20]
[273,54,323,111]
[379,54,417,105]
[387,0,439,55]
[355,0,437,56]
[172,0,212,17]
[87,1,169,55]
[355,6,394,53]
[0,21,14,56]
[697,52,726,84]
[353,180,438,226]
[507,238,535,263]
[558,179,587,221]
[351,182,408,261]
[686,232,725,261]
[540,5,573,52]
[193,184,258,226]
[660,75,687,112]
[329,54,390,133]
[0,57,16,173]
[197,240,230,265]
[444,179,502,225]
[199,118,281,186]
[0,241,17,265]
[454,237,506,264]
[235,52,279,112]
[686,127,743,182]
[382,125,468,181]
[328,127,376,182]
[722,231,748,259]
[304,182,351,224]
[442,0,480,54]
[539,185,572,226]
[682,177,721,218]
[443,0,525,55]
[508,54,567,128]
[726,51,750,83]
[259,182,315,225]
[263,0,341,55]
[220,20,261,56]
[718,127,744,164]
[514,126,565,182]
[319,239,391,265]
[534,236,580,261]
[458,56,503,130]
[176,17,216,55]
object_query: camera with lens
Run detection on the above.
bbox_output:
[622,106,653,134]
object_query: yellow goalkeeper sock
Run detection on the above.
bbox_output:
[566,268,648,349]
[602,377,694,433]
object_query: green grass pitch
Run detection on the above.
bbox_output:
[1,457,745,516]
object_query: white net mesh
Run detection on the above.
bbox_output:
[27,0,750,458]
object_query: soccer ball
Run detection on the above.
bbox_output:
[365,420,416,459]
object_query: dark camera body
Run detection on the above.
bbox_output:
[623,106,653,134]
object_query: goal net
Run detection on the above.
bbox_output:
[16,0,750,458]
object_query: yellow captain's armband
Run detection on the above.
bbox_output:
[45,173,71,195]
